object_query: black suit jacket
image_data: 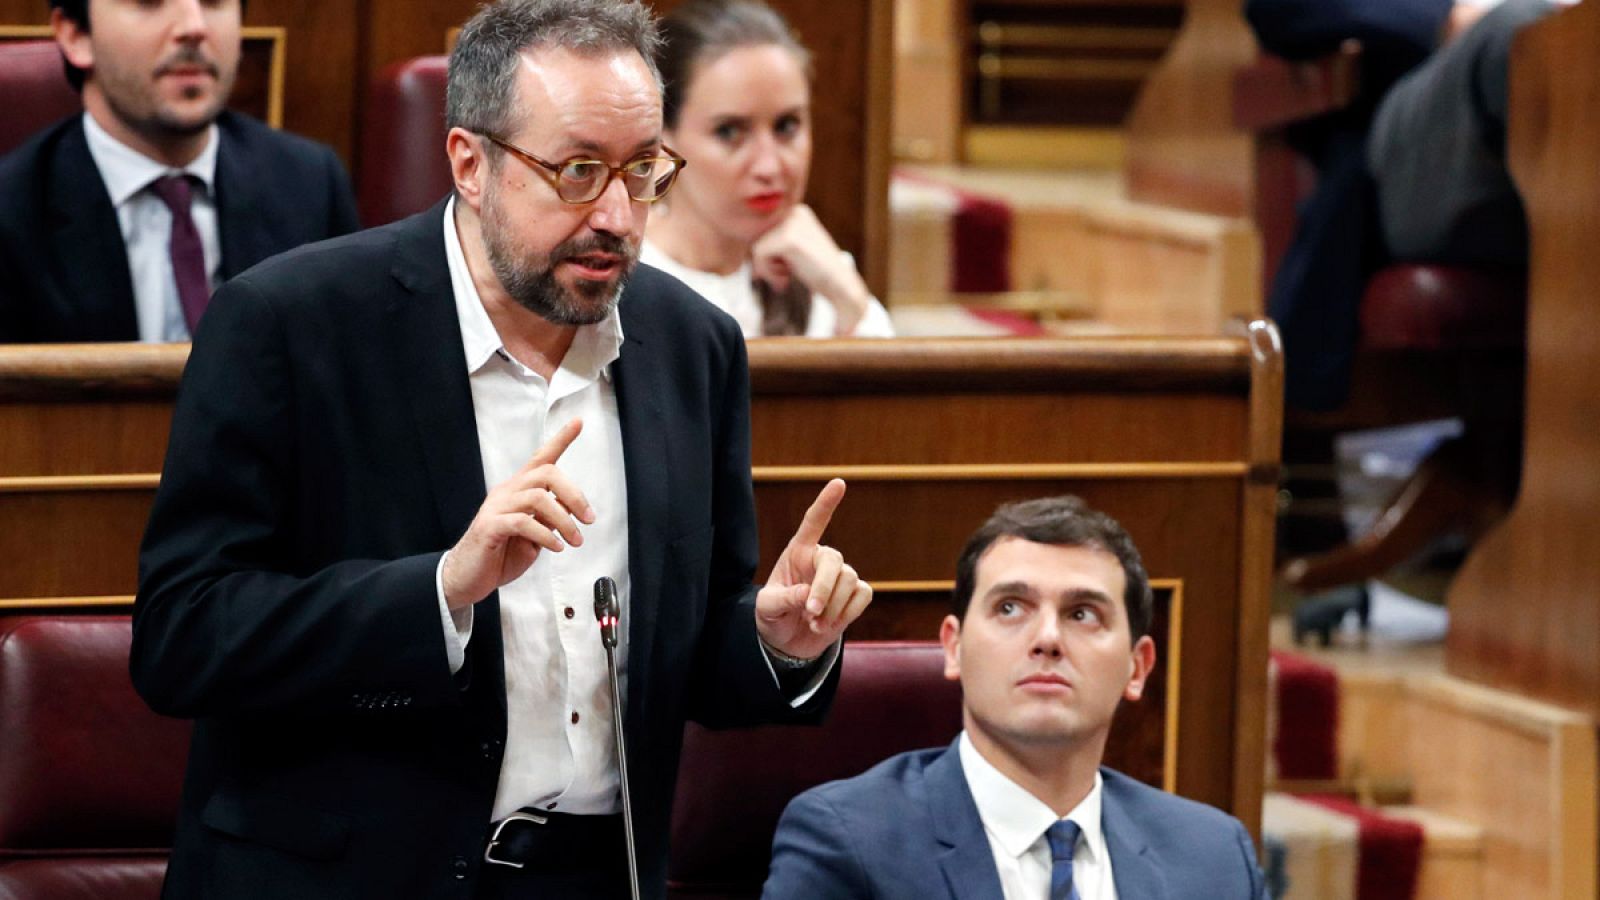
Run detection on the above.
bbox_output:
[0,111,359,342]
[132,202,837,899]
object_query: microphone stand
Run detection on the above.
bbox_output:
[594,577,641,900]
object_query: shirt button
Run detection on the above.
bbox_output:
[547,801,558,810]
[564,607,575,619]
[451,856,469,879]
[571,711,580,724]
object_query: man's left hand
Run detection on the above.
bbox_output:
[754,478,873,661]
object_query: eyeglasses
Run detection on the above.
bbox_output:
[481,134,686,204]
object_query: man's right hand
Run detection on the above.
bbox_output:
[441,418,594,610]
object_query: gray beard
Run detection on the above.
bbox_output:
[489,247,628,326]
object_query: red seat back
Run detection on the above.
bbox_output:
[359,55,452,226]
[0,41,81,155]
[667,641,963,900]
[0,616,190,900]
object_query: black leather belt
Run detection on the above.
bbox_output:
[482,809,626,871]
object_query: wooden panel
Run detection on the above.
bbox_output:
[1404,676,1597,899]
[0,329,1280,831]
[1446,1,1600,717]
[1123,0,1259,218]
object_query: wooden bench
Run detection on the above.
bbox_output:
[0,327,1281,831]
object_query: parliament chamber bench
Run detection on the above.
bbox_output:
[0,328,1282,895]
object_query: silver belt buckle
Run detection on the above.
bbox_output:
[483,810,550,868]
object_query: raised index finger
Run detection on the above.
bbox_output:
[790,478,846,548]
[526,418,583,470]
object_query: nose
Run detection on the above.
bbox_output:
[1029,613,1064,660]
[747,132,786,183]
[171,0,210,40]
[585,170,638,236]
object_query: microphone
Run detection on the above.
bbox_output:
[593,577,640,900]
[594,575,620,649]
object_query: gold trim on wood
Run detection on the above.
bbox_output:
[245,26,288,130]
[869,580,955,593]
[0,595,133,610]
[0,474,159,493]
[753,463,1249,482]
[1157,577,1182,795]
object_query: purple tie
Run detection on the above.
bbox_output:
[148,174,210,335]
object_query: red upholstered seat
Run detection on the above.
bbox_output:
[668,641,962,900]
[359,55,453,226]
[1359,265,1526,352]
[0,41,81,155]
[0,616,190,900]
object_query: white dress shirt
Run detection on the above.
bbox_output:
[959,732,1120,900]
[441,197,634,821]
[437,199,838,823]
[640,240,894,338]
[80,113,221,343]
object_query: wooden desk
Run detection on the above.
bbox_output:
[1447,0,1600,720]
[0,327,1281,830]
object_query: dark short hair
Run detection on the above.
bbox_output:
[952,496,1153,642]
[48,0,246,92]
[658,0,811,129]
[447,0,662,145]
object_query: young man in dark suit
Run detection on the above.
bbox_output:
[132,1,872,897]
[764,496,1268,900]
[0,0,358,343]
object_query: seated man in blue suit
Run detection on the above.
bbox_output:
[0,0,359,343]
[764,496,1269,899]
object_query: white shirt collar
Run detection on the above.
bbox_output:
[81,112,219,207]
[441,195,624,384]
[958,731,1109,867]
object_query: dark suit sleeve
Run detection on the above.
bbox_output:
[131,274,458,720]
[321,145,361,235]
[683,321,839,728]
[763,790,872,900]
[1244,0,1452,59]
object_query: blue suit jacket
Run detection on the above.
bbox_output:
[763,740,1268,900]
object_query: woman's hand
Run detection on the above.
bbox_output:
[751,204,873,335]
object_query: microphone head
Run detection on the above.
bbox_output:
[594,576,619,648]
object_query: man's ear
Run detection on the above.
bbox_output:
[1122,635,1157,702]
[446,127,489,210]
[51,8,94,73]
[939,614,962,682]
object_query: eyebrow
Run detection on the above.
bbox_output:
[982,582,1113,607]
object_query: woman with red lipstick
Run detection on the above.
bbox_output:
[642,0,894,337]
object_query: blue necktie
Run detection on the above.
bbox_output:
[1046,819,1082,900]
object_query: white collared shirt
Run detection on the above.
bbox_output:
[959,731,1120,900]
[437,199,838,821]
[80,113,221,343]
[440,196,634,820]
[639,239,894,338]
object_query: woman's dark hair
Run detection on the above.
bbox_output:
[659,2,816,336]
[658,0,811,130]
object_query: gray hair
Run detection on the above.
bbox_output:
[446,0,663,140]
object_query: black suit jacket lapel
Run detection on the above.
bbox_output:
[49,119,138,339]
[383,200,503,710]
[928,740,1008,900]
[214,113,265,279]
[612,293,668,736]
